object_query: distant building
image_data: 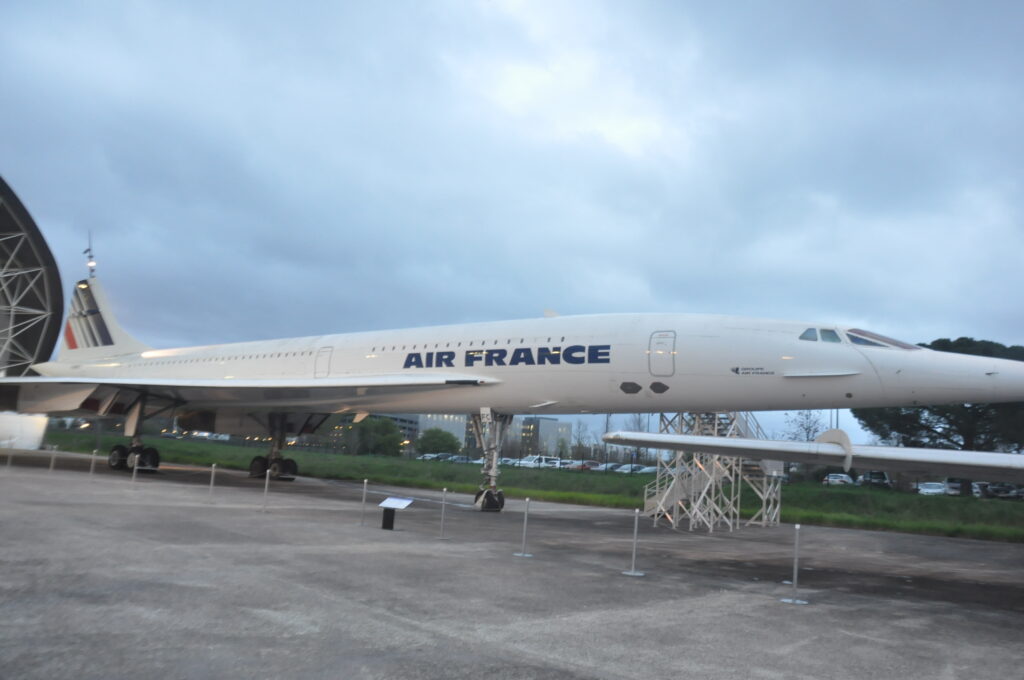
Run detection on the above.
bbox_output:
[416,413,469,448]
[519,416,572,457]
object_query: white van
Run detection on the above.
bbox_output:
[518,455,560,469]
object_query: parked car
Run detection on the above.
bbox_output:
[822,473,853,486]
[855,471,892,489]
[986,482,1020,500]
[416,453,439,461]
[591,463,621,472]
[518,455,560,469]
[616,464,647,474]
[637,466,658,474]
[564,460,601,470]
[446,455,472,464]
[917,482,946,496]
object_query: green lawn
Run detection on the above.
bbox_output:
[45,430,1024,541]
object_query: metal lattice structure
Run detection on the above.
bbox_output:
[644,412,783,532]
[0,177,64,376]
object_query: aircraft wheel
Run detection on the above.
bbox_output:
[475,488,503,512]
[126,450,138,470]
[108,445,128,470]
[282,458,298,477]
[268,459,284,479]
[249,455,268,477]
[140,447,160,470]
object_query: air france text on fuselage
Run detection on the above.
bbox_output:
[403,344,612,369]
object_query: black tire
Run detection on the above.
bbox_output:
[268,459,284,478]
[476,488,503,512]
[249,455,268,478]
[108,445,128,470]
[282,458,298,477]
[140,447,160,470]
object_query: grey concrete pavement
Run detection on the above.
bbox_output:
[1,453,1021,679]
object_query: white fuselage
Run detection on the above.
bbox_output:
[33,313,1024,415]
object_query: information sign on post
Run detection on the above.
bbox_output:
[378,497,414,530]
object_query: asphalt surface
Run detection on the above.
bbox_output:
[1,449,1022,679]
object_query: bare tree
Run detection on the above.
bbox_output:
[626,412,648,463]
[784,410,825,442]
[572,419,591,460]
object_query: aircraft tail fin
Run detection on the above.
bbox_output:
[57,278,150,360]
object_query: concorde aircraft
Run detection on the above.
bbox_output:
[2,274,1023,509]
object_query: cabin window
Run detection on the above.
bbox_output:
[799,328,817,341]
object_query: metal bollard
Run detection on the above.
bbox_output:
[359,479,368,526]
[513,497,533,558]
[49,452,56,472]
[89,450,97,477]
[622,508,645,577]
[131,457,139,487]
[208,463,217,502]
[262,469,271,512]
[438,487,449,540]
[781,523,808,605]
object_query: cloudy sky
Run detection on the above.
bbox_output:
[2,1,1022,439]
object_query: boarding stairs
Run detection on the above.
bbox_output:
[644,412,783,532]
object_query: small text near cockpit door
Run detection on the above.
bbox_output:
[314,347,333,378]
[648,331,676,377]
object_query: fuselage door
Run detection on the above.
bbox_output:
[649,331,676,377]
[315,346,333,378]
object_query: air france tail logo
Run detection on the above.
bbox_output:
[403,344,611,369]
[63,281,114,350]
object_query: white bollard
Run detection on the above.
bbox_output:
[438,487,449,540]
[622,508,645,577]
[208,463,217,502]
[359,479,368,526]
[514,497,533,558]
[262,468,271,512]
[49,452,56,472]
[131,457,139,487]
[89,450,97,477]
[781,523,808,605]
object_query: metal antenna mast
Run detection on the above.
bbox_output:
[84,232,96,277]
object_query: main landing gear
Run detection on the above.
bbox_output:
[470,408,512,512]
[248,414,298,481]
[107,436,161,471]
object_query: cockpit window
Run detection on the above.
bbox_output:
[820,329,841,343]
[846,328,920,350]
[799,328,818,341]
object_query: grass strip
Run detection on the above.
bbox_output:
[44,431,1024,541]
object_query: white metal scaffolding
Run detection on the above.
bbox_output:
[644,412,783,532]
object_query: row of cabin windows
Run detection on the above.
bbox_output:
[136,350,314,367]
[370,336,568,353]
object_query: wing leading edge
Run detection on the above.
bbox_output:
[602,431,1024,484]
